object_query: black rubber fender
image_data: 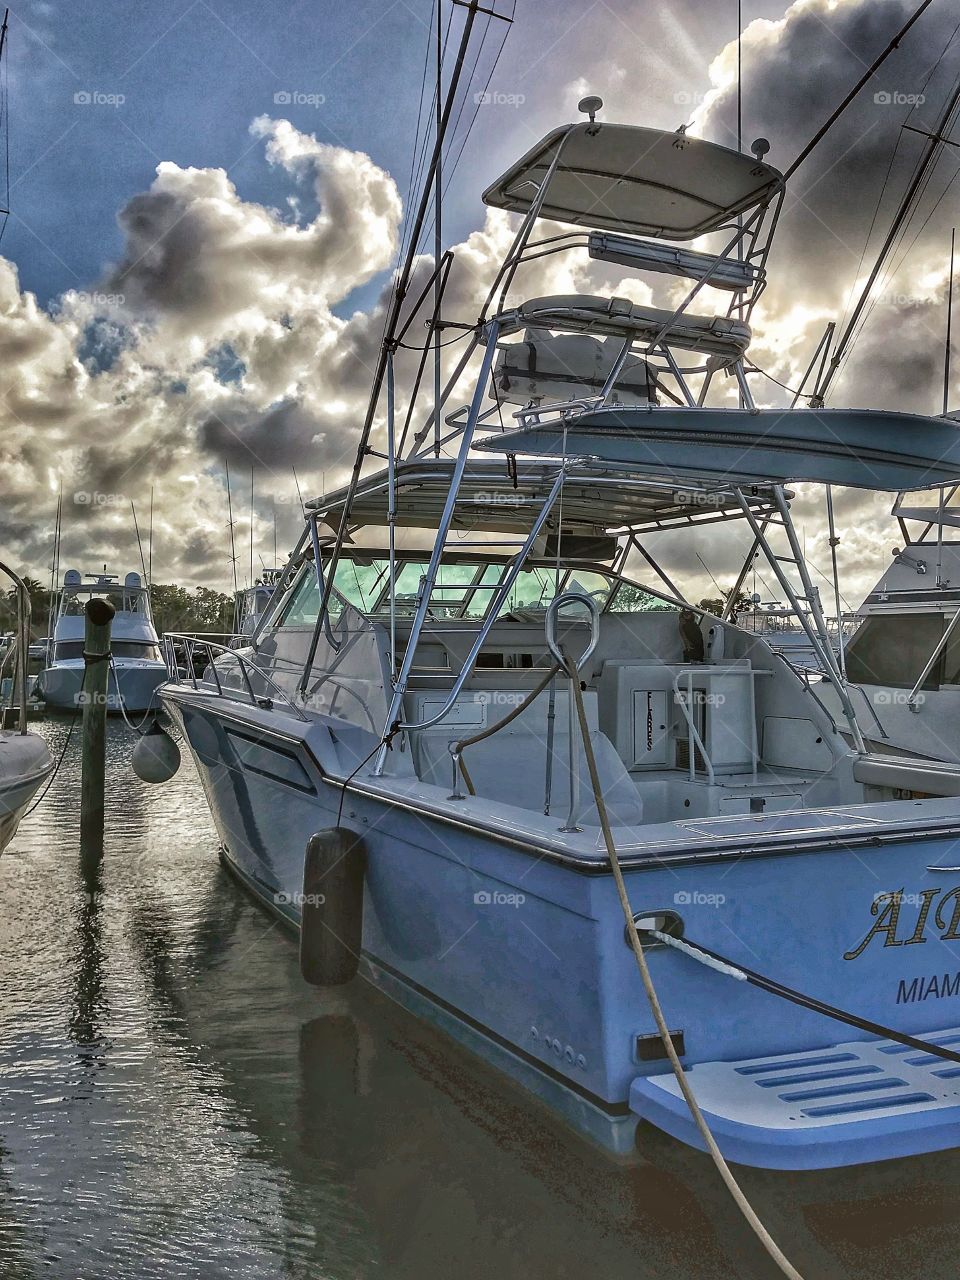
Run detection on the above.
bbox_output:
[300,828,366,986]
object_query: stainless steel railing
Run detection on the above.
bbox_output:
[0,560,31,733]
[163,633,309,721]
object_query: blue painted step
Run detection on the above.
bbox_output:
[629,1027,960,1169]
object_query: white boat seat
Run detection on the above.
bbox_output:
[407,688,644,828]
[492,327,658,407]
[497,294,751,359]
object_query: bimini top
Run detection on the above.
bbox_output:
[482,123,784,239]
[475,407,960,492]
[309,458,775,537]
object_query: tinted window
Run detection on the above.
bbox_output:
[609,582,673,613]
[845,613,944,689]
[276,570,321,627]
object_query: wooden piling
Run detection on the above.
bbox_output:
[79,597,115,863]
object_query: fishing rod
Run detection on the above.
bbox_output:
[784,0,936,182]
[301,0,512,693]
[810,67,960,406]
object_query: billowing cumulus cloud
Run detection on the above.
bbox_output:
[0,117,407,590]
[0,0,956,613]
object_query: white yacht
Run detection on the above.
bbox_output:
[233,569,284,644]
[37,570,166,714]
[818,518,960,761]
[0,562,52,851]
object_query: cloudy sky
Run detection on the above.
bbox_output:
[2,0,959,607]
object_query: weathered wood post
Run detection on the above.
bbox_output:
[80,597,115,862]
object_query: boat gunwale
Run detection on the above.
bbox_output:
[161,684,960,876]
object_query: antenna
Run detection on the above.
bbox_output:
[292,465,304,514]
[148,485,154,586]
[249,468,255,588]
[0,9,11,241]
[944,227,955,416]
[578,95,603,124]
[785,0,935,182]
[308,0,509,693]
[433,0,443,457]
[811,71,960,406]
[46,482,62,642]
[131,500,148,584]
[224,460,238,598]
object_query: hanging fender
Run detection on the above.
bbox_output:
[300,828,366,986]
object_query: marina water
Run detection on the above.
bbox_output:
[2,719,960,1278]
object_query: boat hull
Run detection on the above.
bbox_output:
[0,733,53,853]
[164,691,960,1167]
[37,660,166,714]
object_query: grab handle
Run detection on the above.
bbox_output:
[545,592,600,673]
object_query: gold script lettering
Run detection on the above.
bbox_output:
[843,890,905,961]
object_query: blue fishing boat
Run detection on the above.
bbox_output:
[151,96,960,1177]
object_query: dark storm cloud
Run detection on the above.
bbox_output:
[699,0,960,323]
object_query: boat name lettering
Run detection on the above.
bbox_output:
[896,972,960,1004]
[843,887,960,960]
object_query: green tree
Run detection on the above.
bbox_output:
[697,588,752,620]
[150,584,234,637]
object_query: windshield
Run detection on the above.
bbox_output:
[61,589,149,617]
[273,555,670,628]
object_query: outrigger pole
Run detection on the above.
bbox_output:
[809,32,960,406]
[783,0,935,183]
[299,0,512,695]
[944,226,955,415]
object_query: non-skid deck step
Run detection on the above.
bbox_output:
[629,1027,960,1169]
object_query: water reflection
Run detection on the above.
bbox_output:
[1,717,960,1277]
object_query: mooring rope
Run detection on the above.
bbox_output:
[645,928,960,1067]
[563,654,804,1280]
[450,660,564,796]
[108,655,159,737]
[22,666,88,819]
